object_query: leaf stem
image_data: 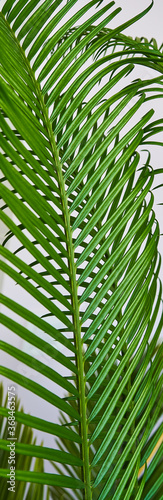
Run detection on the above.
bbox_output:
[48,135,92,500]
[35,85,92,498]
[2,14,92,497]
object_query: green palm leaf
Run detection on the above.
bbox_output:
[0,1,163,499]
[0,383,49,500]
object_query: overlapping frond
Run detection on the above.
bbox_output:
[0,0,163,498]
[0,383,49,500]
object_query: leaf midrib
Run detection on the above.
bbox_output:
[40,103,91,500]
[2,14,91,499]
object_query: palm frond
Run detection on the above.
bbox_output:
[0,1,163,498]
[0,383,49,500]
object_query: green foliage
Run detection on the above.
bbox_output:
[0,1,163,499]
[0,383,49,500]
